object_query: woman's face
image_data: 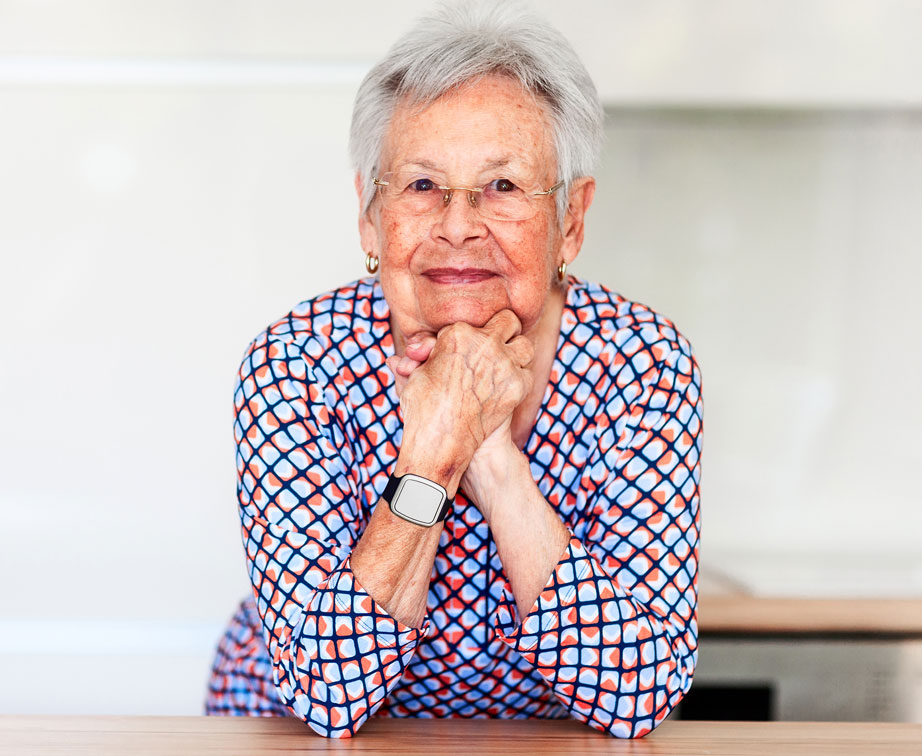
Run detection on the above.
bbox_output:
[359,75,584,345]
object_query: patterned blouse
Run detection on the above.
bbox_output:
[205,276,702,739]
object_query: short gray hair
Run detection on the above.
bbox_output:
[349,1,604,222]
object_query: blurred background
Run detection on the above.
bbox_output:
[1,0,920,720]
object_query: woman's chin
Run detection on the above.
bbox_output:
[420,296,501,330]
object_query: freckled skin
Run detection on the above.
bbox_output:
[356,73,595,453]
[359,75,568,347]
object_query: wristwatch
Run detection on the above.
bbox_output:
[383,472,451,527]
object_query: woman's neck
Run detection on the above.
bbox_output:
[510,283,567,449]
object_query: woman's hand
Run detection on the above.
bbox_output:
[390,342,520,519]
[383,310,570,620]
[387,310,534,497]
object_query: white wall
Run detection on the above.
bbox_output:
[584,109,922,568]
[1,1,921,716]
[3,0,922,106]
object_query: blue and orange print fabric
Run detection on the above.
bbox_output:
[205,276,702,739]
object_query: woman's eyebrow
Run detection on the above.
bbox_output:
[399,157,520,172]
[482,157,513,171]
[403,159,441,171]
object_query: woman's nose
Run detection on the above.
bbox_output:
[432,189,488,245]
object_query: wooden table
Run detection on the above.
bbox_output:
[2,716,920,755]
[698,596,922,637]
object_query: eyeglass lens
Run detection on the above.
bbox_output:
[377,172,547,221]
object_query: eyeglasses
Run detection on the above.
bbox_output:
[373,171,564,222]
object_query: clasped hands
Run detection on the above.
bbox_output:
[386,310,535,512]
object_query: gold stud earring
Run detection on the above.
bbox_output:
[365,253,379,275]
[557,261,567,282]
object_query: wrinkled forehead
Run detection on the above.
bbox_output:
[380,74,557,181]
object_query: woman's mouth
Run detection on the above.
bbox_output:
[422,268,497,285]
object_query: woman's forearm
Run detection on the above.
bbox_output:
[350,504,442,629]
[462,444,570,619]
[350,440,467,629]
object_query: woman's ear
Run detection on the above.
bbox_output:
[355,173,379,257]
[560,176,596,266]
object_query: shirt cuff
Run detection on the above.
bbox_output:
[277,557,430,735]
[493,535,595,653]
[293,556,431,649]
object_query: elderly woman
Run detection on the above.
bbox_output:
[205,3,701,740]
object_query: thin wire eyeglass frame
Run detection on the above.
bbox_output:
[372,173,565,221]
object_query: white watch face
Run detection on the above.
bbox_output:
[390,475,446,527]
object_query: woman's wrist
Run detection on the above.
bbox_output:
[461,441,529,522]
[394,443,467,499]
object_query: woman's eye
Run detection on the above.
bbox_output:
[490,178,519,193]
[409,178,436,192]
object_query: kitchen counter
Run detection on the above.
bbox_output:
[2,716,921,755]
[699,595,922,637]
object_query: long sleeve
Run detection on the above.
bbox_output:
[234,328,426,738]
[493,334,702,738]
[209,278,702,733]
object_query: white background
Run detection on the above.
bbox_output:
[1,0,921,715]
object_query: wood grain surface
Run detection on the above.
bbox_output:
[698,596,922,636]
[2,715,921,755]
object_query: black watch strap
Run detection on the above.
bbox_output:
[382,473,401,503]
